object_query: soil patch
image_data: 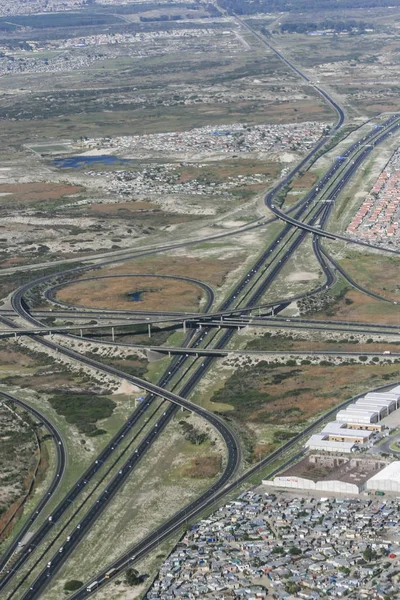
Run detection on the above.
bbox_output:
[181,455,222,479]
[0,183,83,207]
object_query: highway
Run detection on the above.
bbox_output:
[0,391,66,575]
[1,15,400,600]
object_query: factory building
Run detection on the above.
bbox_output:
[365,392,400,408]
[336,408,379,425]
[356,396,397,416]
[366,462,400,493]
[321,422,372,444]
[354,401,389,419]
[305,434,355,453]
[265,455,388,495]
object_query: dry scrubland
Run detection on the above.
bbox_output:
[0,403,40,543]
[337,252,400,303]
[264,8,400,119]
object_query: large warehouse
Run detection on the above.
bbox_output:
[306,434,355,453]
[356,396,396,416]
[321,422,373,444]
[264,455,388,495]
[336,407,379,425]
[366,392,400,407]
[366,462,400,493]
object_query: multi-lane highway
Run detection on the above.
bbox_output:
[1,16,399,600]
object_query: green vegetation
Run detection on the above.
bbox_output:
[279,20,372,34]
[48,391,116,436]
[125,567,147,586]
[64,580,84,592]
[179,421,209,445]
[211,361,306,424]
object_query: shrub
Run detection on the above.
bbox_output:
[64,580,83,592]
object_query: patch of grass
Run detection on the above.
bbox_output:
[180,455,222,479]
[64,580,84,592]
[48,391,116,435]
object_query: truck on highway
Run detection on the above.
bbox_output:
[105,567,117,579]
[86,581,98,592]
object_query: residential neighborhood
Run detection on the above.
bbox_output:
[146,490,400,599]
[346,146,400,249]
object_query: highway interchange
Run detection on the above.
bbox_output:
[0,17,400,600]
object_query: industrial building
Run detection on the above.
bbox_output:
[366,462,400,493]
[306,434,355,453]
[336,407,379,425]
[321,422,373,444]
[365,392,400,408]
[355,401,389,419]
[264,455,388,495]
[356,396,396,417]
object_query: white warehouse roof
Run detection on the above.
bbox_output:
[321,422,371,439]
[336,409,378,424]
[357,397,396,407]
[306,434,355,453]
[321,422,347,433]
[347,406,378,414]
[366,392,400,403]
[355,402,387,417]
[366,462,400,492]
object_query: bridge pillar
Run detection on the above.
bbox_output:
[111,327,115,342]
[271,306,275,317]
[80,329,83,338]
[148,324,151,338]
[183,321,186,333]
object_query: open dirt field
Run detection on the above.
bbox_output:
[0,182,83,207]
[88,201,159,215]
[314,288,400,325]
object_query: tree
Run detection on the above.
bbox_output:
[126,568,140,586]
